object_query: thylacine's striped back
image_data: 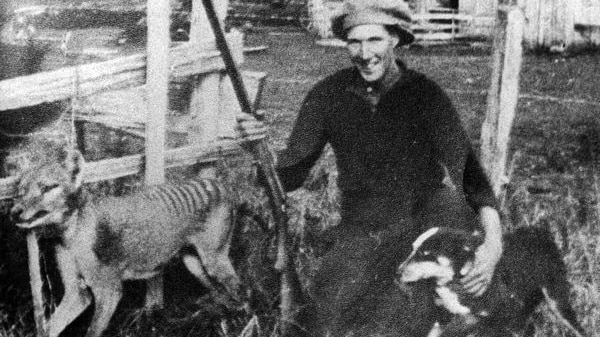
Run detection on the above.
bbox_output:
[142,178,228,215]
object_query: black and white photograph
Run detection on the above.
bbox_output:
[0,0,599,336]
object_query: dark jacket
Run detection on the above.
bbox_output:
[277,62,497,231]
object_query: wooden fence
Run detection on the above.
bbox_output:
[0,0,266,335]
[412,7,472,41]
[0,1,266,200]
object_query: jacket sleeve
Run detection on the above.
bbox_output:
[276,87,328,192]
[422,80,499,211]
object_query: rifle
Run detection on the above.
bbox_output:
[200,0,303,334]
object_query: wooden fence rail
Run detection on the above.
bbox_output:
[0,36,242,111]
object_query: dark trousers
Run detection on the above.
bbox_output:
[296,186,478,337]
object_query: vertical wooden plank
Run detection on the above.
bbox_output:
[189,72,222,146]
[187,0,224,178]
[553,0,561,45]
[537,0,544,47]
[528,0,540,48]
[145,0,171,185]
[480,6,524,200]
[520,0,531,47]
[27,232,48,337]
[218,30,245,140]
[187,0,222,151]
[571,0,583,28]
[143,0,170,309]
[562,0,575,47]
[539,0,549,47]
[218,75,238,140]
[186,0,233,178]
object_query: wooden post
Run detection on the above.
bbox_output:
[145,0,171,185]
[143,0,171,308]
[187,0,229,178]
[27,232,48,337]
[219,45,246,140]
[480,5,524,201]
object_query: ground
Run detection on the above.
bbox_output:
[1,9,600,337]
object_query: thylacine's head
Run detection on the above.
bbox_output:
[398,227,483,286]
[11,149,84,229]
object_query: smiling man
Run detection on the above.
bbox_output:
[266,0,504,335]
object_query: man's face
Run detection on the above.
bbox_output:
[346,24,399,83]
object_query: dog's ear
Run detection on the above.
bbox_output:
[468,230,484,250]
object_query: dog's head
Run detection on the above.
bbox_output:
[398,227,483,286]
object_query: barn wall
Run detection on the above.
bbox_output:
[460,0,600,49]
[520,0,600,48]
[459,0,496,37]
[572,0,600,46]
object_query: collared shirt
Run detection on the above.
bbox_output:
[346,62,403,108]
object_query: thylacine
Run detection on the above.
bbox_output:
[11,149,241,337]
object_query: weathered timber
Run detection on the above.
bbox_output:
[188,0,230,151]
[0,139,248,200]
[412,13,473,21]
[76,70,264,131]
[27,232,47,337]
[480,6,524,199]
[145,0,171,186]
[0,34,242,111]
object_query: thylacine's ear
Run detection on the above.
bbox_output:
[64,150,85,189]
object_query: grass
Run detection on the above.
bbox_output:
[2,24,600,336]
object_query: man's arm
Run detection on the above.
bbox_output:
[461,206,503,296]
[421,79,502,296]
[276,87,329,192]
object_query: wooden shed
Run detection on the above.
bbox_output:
[458,0,600,49]
[404,0,600,48]
[520,0,600,49]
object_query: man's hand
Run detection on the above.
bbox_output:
[460,206,503,297]
[235,110,268,141]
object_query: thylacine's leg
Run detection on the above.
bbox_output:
[83,268,122,337]
[182,254,214,290]
[144,272,164,310]
[187,203,241,296]
[48,244,92,337]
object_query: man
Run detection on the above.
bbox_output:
[244,0,503,335]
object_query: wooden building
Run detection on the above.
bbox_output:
[448,0,600,49]
[309,0,600,49]
[520,0,600,49]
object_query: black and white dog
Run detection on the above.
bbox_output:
[398,226,585,337]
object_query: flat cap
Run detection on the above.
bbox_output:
[331,0,414,46]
